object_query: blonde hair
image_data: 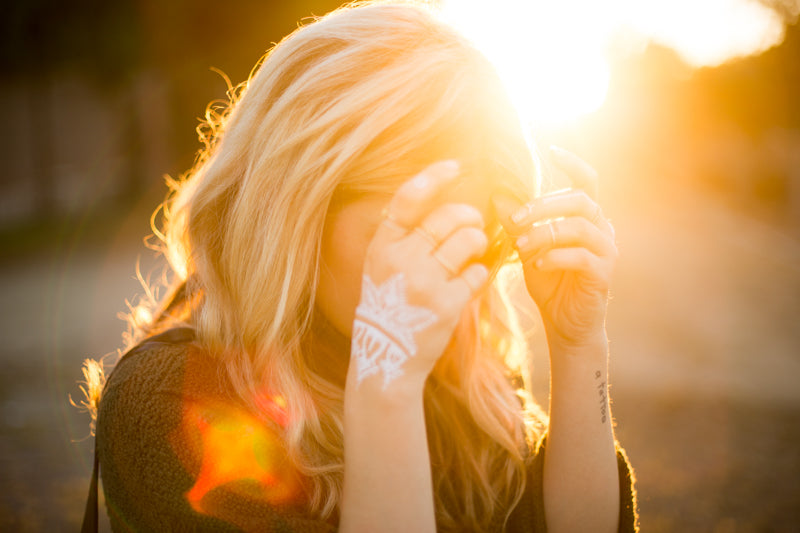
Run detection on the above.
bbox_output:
[86,1,547,530]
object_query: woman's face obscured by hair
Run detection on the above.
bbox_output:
[316,195,387,339]
[234,2,535,340]
[315,172,502,340]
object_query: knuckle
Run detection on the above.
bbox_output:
[576,217,594,238]
[463,227,489,253]
[556,219,573,242]
[460,204,485,226]
[465,264,489,288]
[471,262,489,280]
[577,190,594,211]
[579,249,594,269]
[440,203,484,226]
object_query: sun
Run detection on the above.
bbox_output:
[439,0,614,130]
[439,0,788,129]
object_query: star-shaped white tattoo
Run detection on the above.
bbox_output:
[352,273,438,388]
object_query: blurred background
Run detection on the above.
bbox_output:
[0,0,798,530]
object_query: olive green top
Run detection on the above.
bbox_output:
[96,328,638,531]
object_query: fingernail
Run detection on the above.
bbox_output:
[439,159,460,178]
[516,234,530,251]
[412,175,429,188]
[511,205,529,225]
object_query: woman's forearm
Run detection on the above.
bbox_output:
[340,373,436,533]
[543,334,620,533]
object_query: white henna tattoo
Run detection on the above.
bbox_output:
[352,273,438,388]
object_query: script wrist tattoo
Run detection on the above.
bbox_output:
[595,370,608,424]
[351,273,438,389]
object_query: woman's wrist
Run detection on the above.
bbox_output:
[545,322,609,361]
[546,330,609,397]
[344,367,426,413]
[341,362,435,533]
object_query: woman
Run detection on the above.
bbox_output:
[82,2,637,531]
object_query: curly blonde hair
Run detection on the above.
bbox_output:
[85,1,547,530]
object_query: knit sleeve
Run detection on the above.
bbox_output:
[96,342,336,533]
[507,435,639,532]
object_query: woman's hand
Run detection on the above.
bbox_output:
[350,160,489,392]
[341,160,489,533]
[493,147,617,350]
[493,147,622,532]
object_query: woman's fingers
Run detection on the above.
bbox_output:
[410,203,487,278]
[507,189,612,237]
[516,217,616,259]
[354,162,493,388]
[413,203,485,248]
[445,263,489,307]
[430,226,489,276]
[550,145,599,200]
[374,160,460,243]
[532,247,611,279]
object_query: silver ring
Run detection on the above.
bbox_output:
[381,208,409,234]
[433,252,459,276]
[548,223,557,248]
[382,216,408,234]
[413,225,439,249]
[460,274,477,293]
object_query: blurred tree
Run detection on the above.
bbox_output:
[0,0,141,82]
[690,21,800,136]
[131,0,342,174]
[0,0,344,218]
[0,0,143,216]
[758,0,800,22]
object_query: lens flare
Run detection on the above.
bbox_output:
[174,394,301,516]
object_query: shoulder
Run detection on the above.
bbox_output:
[97,329,232,461]
[99,328,228,413]
[96,329,335,532]
[96,329,233,529]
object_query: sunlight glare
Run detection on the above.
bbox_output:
[624,0,786,67]
[440,0,790,127]
[441,0,614,128]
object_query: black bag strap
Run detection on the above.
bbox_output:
[80,327,196,532]
[80,438,99,533]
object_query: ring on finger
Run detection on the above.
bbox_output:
[413,224,439,249]
[460,274,477,293]
[382,216,408,234]
[548,223,557,248]
[432,251,459,276]
[381,207,409,232]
